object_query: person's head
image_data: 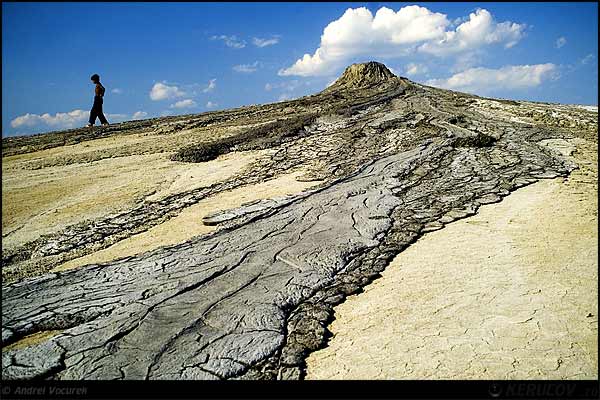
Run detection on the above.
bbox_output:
[91,74,100,84]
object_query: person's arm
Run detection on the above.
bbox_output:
[95,84,102,96]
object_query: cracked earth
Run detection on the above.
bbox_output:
[2,62,597,380]
[306,138,597,380]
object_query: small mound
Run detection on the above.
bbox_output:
[327,61,396,90]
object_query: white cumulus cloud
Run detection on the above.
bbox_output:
[419,9,525,56]
[170,99,197,109]
[405,63,428,76]
[206,101,218,109]
[279,6,526,77]
[150,82,185,101]
[233,61,260,73]
[425,63,558,95]
[132,111,148,120]
[111,88,123,94]
[10,109,127,130]
[11,109,89,129]
[253,36,280,47]
[203,79,217,93]
[211,35,246,49]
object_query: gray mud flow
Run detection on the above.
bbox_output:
[2,62,591,380]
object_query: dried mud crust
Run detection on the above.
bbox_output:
[304,138,597,380]
[1,63,596,380]
[2,78,413,282]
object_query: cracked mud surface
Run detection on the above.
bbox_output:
[2,62,597,380]
[52,171,319,272]
[306,138,597,380]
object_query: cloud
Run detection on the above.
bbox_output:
[9,107,154,133]
[170,99,197,109]
[253,36,280,47]
[450,16,468,28]
[419,9,526,56]
[11,109,89,129]
[203,79,217,93]
[425,63,558,95]
[111,88,123,94]
[107,113,128,123]
[580,54,595,65]
[211,35,246,49]
[206,101,218,109]
[277,93,293,102]
[150,82,185,101]
[279,6,525,77]
[181,80,217,96]
[562,54,596,74]
[233,61,260,73]
[555,37,567,49]
[405,63,428,76]
[264,80,302,92]
[451,52,483,73]
[132,111,148,120]
[10,109,126,130]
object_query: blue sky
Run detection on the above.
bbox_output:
[2,2,598,137]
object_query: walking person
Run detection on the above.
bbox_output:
[87,74,109,128]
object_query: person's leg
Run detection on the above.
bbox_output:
[97,99,109,125]
[89,106,97,125]
[98,108,109,125]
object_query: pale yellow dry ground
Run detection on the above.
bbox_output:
[2,134,315,350]
[53,170,318,272]
[2,136,263,252]
[306,138,597,380]
[2,133,150,166]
